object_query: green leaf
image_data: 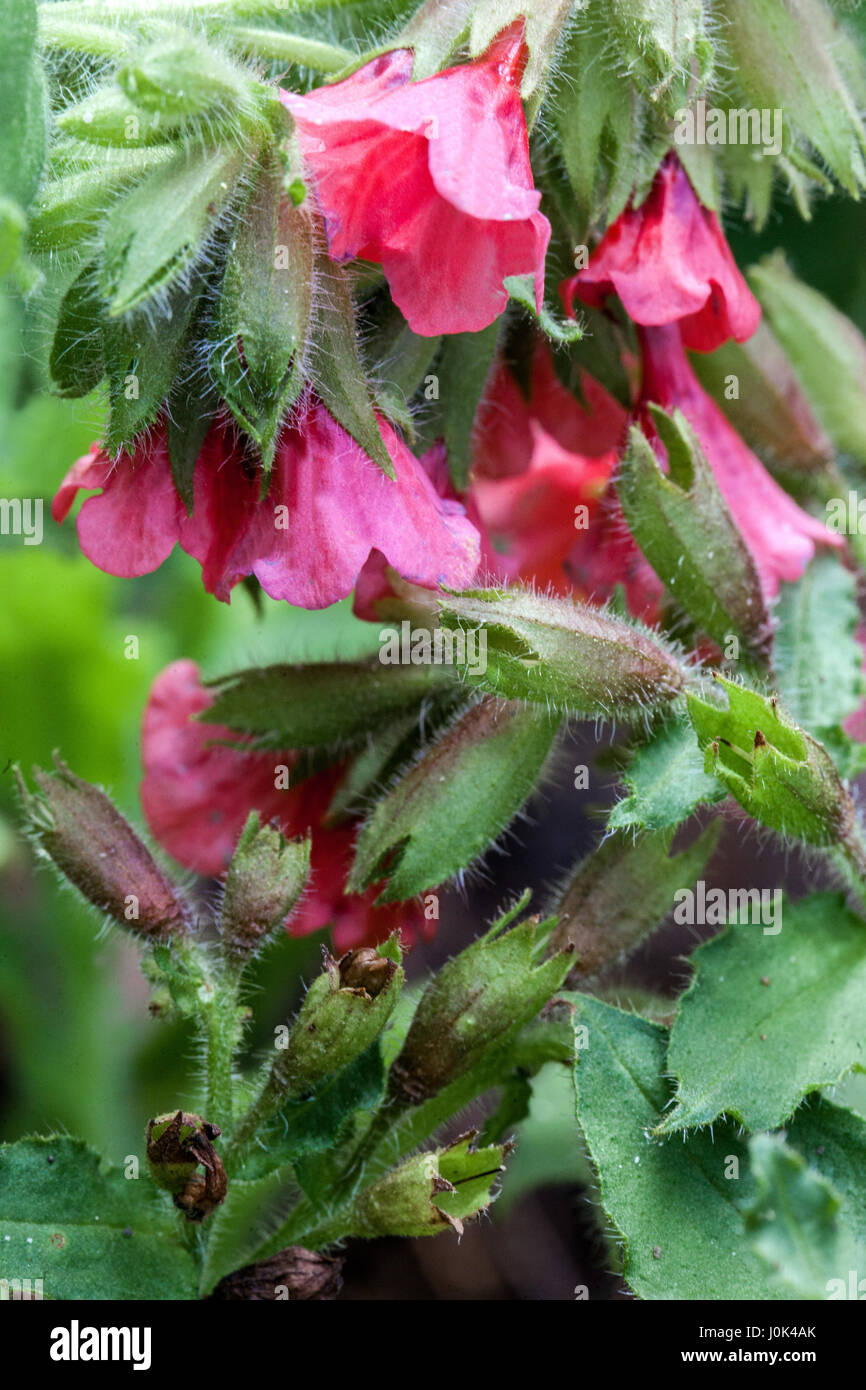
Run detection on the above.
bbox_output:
[609,713,727,832]
[199,1164,293,1298]
[49,263,105,399]
[619,411,773,666]
[29,147,174,254]
[211,157,313,466]
[504,273,583,345]
[745,1133,866,1299]
[573,997,775,1299]
[549,824,720,978]
[100,145,246,316]
[656,893,866,1136]
[435,322,501,490]
[205,659,452,750]
[349,698,559,901]
[774,554,863,737]
[0,1136,197,1300]
[310,256,394,478]
[0,0,46,211]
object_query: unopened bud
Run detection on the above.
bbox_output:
[220,814,310,964]
[146,1111,227,1221]
[16,758,187,939]
[439,588,685,720]
[688,674,856,848]
[209,1247,343,1301]
[116,30,259,128]
[549,824,720,981]
[388,895,572,1108]
[272,939,403,1097]
[353,1132,511,1239]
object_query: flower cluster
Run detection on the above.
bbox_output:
[49,31,844,955]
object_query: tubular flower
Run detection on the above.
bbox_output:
[561,154,760,352]
[52,394,480,610]
[638,324,842,598]
[140,661,430,951]
[280,22,550,337]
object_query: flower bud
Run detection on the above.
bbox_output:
[549,823,721,981]
[146,1111,227,1222]
[209,1247,343,1301]
[687,674,856,847]
[271,937,404,1098]
[438,588,686,720]
[387,896,572,1108]
[220,814,310,965]
[353,1132,511,1238]
[116,30,260,129]
[16,758,187,939]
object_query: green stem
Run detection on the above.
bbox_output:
[39,0,360,25]
[203,975,243,1135]
[226,26,356,72]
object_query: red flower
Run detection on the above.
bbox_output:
[638,324,842,597]
[561,154,760,352]
[280,23,550,336]
[52,394,480,610]
[140,661,430,952]
[460,341,660,615]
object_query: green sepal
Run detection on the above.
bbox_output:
[353,1132,509,1238]
[619,409,772,667]
[348,697,559,902]
[439,586,686,719]
[686,673,855,847]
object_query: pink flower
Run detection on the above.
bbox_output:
[280,23,550,336]
[561,154,760,352]
[140,661,430,952]
[638,324,842,597]
[53,394,480,610]
[462,341,662,612]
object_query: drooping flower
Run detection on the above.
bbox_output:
[280,22,550,337]
[53,394,480,610]
[140,661,430,951]
[561,154,760,352]
[461,341,661,615]
[638,324,842,597]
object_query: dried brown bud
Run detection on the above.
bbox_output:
[209,1247,343,1301]
[338,946,397,997]
[146,1111,227,1221]
[16,757,187,939]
